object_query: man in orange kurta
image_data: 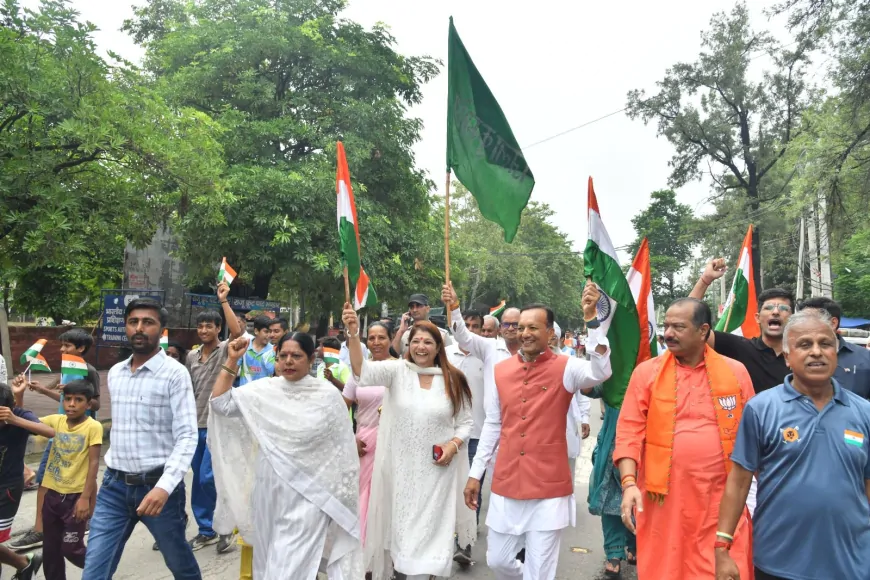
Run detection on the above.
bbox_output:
[614,298,754,579]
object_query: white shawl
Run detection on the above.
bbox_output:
[208,376,363,579]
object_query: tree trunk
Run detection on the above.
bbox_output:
[747,179,763,294]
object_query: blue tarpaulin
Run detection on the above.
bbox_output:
[840,317,870,328]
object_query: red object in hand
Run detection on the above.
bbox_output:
[432,445,443,461]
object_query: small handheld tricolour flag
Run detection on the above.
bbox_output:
[489,300,506,318]
[716,225,759,337]
[323,347,341,365]
[218,257,237,286]
[627,238,658,361]
[160,329,169,351]
[61,354,89,378]
[20,339,51,372]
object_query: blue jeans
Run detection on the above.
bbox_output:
[191,428,216,537]
[82,469,201,580]
[468,438,485,522]
[35,439,52,484]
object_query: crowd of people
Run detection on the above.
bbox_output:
[0,256,869,579]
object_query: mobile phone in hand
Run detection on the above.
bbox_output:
[432,445,443,461]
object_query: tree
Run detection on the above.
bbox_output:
[630,190,696,306]
[625,3,813,292]
[0,0,224,321]
[124,0,441,313]
[449,183,586,327]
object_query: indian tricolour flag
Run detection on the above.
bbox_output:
[627,238,658,362]
[218,257,237,286]
[584,177,641,408]
[489,300,506,317]
[337,141,378,310]
[160,329,169,351]
[323,347,341,365]
[716,225,760,337]
[20,339,51,372]
[61,354,89,377]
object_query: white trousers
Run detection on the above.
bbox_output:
[486,528,563,580]
[746,476,758,518]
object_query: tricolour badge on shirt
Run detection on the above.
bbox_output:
[844,429,864,447]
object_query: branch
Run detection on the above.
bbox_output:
[0,110,27,134]
[52,149,103,174]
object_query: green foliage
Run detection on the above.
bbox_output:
[125,0,442,316]
[625,3,813,292]
[629,190,696,305]
[448,183,586,328]
[0,0,223,320]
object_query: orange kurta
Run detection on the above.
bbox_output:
[614,355,755,579]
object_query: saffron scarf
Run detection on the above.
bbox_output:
[644,345,744,503]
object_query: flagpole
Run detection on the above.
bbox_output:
[343,267,351,305]
[445,171,452,327]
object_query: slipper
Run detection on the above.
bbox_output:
[23,480,39,492]
[626,549,637,565]
[604,558,621,578]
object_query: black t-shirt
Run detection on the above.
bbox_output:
[713,332,789,393]
[0,408,39,486]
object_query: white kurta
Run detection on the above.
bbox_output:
[209,377,363,580]
[358,360,475,580]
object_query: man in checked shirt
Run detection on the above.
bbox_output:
[81,298,201,579]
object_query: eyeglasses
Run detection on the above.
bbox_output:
[761,304,792,313]
[501,322,519,329]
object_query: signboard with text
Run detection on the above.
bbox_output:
[101,290,164,344]
[186,293,280,313]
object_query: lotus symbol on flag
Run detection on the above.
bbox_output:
[718,395,737,417]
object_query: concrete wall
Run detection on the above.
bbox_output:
[123,227,188,326]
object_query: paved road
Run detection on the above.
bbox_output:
[8,410,636,579]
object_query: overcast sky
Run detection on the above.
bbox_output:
[54,0,796,261]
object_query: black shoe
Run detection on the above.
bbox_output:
[7,530,43,551]
[516,548,526,563]
[188,533,219,551]
[13,552,43,580]
[216,533,235,554]
[453,544,472,565]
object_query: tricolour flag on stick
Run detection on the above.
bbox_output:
[336,141,378,310]
[446,17,534,243]
[20,339,51,372]
[489,300,506,317]
[160,329,169,351]
[584,177,641,408]
[323,347,341,365]
[61,354,89,377]
[218,257,237,286]
[627,238,658,362]
[715,225,760,338]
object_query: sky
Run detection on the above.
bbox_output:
[50,0,796,261]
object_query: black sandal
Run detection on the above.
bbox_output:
[604,558,622,578]
[626,549,637,565]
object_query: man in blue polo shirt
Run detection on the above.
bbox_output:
[715,309,870,580]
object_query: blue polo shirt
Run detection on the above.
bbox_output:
[834,337,870,400]
[731,376,870,579]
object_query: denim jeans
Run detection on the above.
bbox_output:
[82,469,201,580]
[468,438,485,522]
[35,439,52,484]
[190,428,216,537]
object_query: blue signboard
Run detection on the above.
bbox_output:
[186,294,280,313]
[101,291,164,344]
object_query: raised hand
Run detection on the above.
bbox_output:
[227,336,249,362]
[702,258,728,283]
[441,282,459,308]
[217,281,230,301]
[581,280,601,320]
[342,302,359,336]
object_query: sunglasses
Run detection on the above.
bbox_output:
[501,322,519,329]
[761,304,792,313]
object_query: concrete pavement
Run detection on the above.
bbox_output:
[7,410,636,579]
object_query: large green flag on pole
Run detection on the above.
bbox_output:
[446,17,534,243]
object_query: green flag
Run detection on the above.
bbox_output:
[446,17,534,243]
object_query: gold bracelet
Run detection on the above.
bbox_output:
[220,364,237,377]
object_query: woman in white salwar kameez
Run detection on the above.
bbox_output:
[208,332,364,580]
[342,304,477,580]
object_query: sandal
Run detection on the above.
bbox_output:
[604,558,621,578]
[626,549,637,565]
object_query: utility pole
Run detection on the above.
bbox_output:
[796,217,805,300]
[807,204,822,297]
[817,193,833,298]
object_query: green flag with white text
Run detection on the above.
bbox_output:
[446,17,534,243]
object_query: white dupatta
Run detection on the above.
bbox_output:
[208,376,363,579]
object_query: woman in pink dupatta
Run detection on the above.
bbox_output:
[342,322,391,547]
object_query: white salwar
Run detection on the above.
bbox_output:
[208,376,364,580]
[358,359,476,580]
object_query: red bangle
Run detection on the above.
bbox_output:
[714,540,732,551]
